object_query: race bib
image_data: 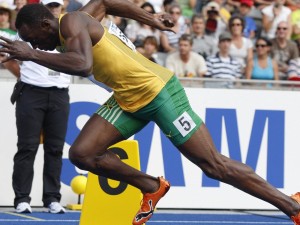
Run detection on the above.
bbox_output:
[108,22,136,52]
[173,112,196,137]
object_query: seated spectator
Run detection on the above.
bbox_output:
[235,0,257,40]
[261,0,292,39]
[141,36,167,66]
[271,21,299,79]
[245,37,279,81]
[205,32,242,88]
[228,15,253,76]
[287,57,300,79]
[160,3,189,52]
[190,14,217,59]
[166,34,207,77]
[125,2,160,44]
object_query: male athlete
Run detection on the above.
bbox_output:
[0,0,300,224]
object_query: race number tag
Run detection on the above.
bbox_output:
[108,22,136,52]
[173,112,196,137]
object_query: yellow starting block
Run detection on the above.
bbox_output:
[79,140,144,225]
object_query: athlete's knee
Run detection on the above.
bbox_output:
[69,145,92,170]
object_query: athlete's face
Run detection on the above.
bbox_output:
[18,22,59,51]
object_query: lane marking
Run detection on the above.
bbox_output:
[3,212,44,221]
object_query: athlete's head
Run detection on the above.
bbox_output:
[15,4,59,51]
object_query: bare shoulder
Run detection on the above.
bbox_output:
[59,12,93,37]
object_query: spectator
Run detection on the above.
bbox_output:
[1,0,69,214]
[236,0,257,40]
[287,57,300,79]
[160,3,189,52]
[228,15,253,76]
[166,34,207,77]
[203,1,227,44]
[271,21,299,79]
[10,0,27,31]
[0,2,16,70]
[0,2,16,38]
[261,0,292,39]
[125,2,160,44]
[141,36,167,66]
[245,37,279,81]
[205,31,242,88]
[190,14,217,59]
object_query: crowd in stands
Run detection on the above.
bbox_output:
[2,0,300,87]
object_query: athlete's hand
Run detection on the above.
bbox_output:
[0,36,33,62]
[153,13,175,33]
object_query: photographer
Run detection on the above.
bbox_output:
[202,1,228,46]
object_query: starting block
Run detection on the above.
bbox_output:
[79,140,144,225]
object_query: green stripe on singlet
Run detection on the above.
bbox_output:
[96,97,123,125]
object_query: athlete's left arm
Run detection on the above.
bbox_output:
[80,0,174,31]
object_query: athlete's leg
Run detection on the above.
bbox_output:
[69,114,159,194]
[177,124,300,217]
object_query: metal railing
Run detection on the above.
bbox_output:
[178,77,300,91]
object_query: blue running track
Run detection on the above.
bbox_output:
[0,209,293,225]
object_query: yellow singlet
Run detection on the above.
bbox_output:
[57,14,173,112]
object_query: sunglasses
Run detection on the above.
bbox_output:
[256,44,267,48]
[231,23,242,27]
[277,27,287,31]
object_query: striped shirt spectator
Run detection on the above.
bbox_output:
[205,53,242,79]
[204,31,242,88]
[287,58,300,78]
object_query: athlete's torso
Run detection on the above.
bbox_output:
[57,13,173,112]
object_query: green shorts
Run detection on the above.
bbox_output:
[96,76,203,146]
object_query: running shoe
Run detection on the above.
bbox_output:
[15,202,32,213]
[132,176,170,225]
[48,202,66,214]
[291,192,300,224]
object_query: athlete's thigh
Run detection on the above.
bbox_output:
[71,113,124,156]
[150,76,202,146]
[72,96,148,155]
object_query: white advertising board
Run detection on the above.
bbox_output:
[1,81,300,210]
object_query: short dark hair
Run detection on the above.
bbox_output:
[191,14,204,24]
[15,3,54,29]
[141,2,156,14]
[228,15,245,31]
[256,36,272,46]
[179,34,193,45]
